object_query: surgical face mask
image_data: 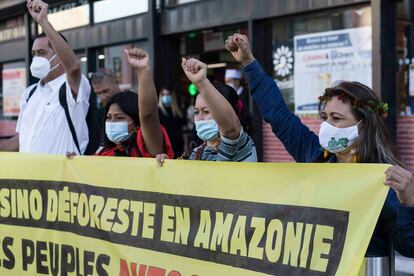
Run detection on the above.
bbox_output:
[318,121,361,153]
[105,121,133,143]
[30,55,59,79]
[162,95,172,106]
[194,119,219,141]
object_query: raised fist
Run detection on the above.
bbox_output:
[27,0,49,25]
[224,33,255,66]
[181,58,208,86]
[124,48,150,71]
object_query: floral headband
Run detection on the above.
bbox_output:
[318,88,389,118]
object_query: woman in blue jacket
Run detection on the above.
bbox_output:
[223,33,414,258]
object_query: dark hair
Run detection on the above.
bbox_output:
[35,32,68,43]
[211,83,253,134]
[34,32,69,49]
[318,81,403,166]
[103,91,140,153]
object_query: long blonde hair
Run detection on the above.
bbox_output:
[158,88,183,118]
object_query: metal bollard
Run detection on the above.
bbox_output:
[364,257,392,276]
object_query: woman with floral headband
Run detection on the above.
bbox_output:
[224,33,414,262]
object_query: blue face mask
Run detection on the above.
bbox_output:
[105,121,133,143]
[194,119,219,141]
[162,95,172,106]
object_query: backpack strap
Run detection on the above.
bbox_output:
[58,84,82,155]
[26,85,37,102]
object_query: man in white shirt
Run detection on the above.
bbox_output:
[0,0,91,155]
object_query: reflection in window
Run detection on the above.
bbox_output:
[76,52,88,76]
[93,0,148,23]
[0,16,25,42]
[96,43,149,92]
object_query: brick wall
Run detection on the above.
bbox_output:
[262,116,321,163]
[262,116,414,172]
[396,116,414,172]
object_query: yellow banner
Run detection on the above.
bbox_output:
[0,152,389,276]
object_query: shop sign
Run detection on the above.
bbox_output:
[293,27,372,114]
[203,32,225,52]
[49,0,88,13]
[273,45,293,77]
[40,0,89,32]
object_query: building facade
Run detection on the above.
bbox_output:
[0,0,413,170]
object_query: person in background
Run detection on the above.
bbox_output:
[91,68,121,107]
[96,48,174,159]
[0,0,90,155]
[184,96,201,155]
[224,33,414,261]
[225,68,249,112]
[158,88,187,158]
[156,57,257,165]
[225,69,244,96]
[225,68,254,136]
[91,68,123,146]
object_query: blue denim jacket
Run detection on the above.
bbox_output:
[244,60,414,257]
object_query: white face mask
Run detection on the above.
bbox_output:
[30,55,59,79]
[318,121,361,153]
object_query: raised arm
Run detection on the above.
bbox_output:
[225,33,321,162]
[181,58,241,140]
[124,48,164,155]
[27,0,81,96]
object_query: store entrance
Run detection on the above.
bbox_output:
[157,24,261,158]
[174,25,252,119]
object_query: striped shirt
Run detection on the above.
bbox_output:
[189,129,257,162]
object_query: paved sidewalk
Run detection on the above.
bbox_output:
[396,253,414,275]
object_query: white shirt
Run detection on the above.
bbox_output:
[16,73,91,155]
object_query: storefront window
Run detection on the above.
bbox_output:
[0,15,25,43]
[396,20,414,115]
[177,26,247,106]
[270,6,372,113]
[93,0,148,24]
[96,42,149,92]
[76,51,88,76]
[1,61,26,118]
[40,0,89,32]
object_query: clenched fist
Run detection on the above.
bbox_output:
[224,33,255,66]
